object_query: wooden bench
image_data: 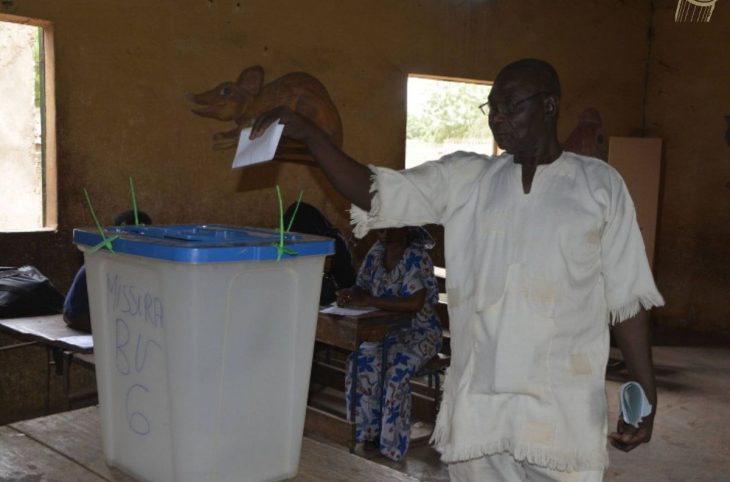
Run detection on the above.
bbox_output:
[413,352,450,421]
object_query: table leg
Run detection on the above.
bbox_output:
[51,347,65,376]
[62,351,72,411]
[45,348,51,415]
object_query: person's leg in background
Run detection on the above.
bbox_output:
[345,342,383,445]
[378,326,440,461]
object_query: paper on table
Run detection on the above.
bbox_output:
[58,335,95,349]
[232,120,285,169]
[619,381,653,427]
[319,304,379,316]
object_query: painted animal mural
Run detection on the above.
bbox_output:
[188,65,343,158]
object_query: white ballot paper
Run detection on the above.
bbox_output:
[58,335,94,350]
[319,304,379,317]
[232,120,284,168]
[619,381,653,427]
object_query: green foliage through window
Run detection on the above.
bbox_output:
[407,77,491,143]
[33,27,42,108]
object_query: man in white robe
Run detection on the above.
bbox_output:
[251,58,663,482]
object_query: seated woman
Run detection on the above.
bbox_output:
[337,226,441,461]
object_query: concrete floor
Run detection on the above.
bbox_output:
[362,345,730,481]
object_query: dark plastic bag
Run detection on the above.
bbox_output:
[0,266,65,318]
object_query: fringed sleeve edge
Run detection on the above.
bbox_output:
[609,292,665,325]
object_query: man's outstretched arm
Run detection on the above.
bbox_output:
[609,308,657,451]
[250,107,373,211]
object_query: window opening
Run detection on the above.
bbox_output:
[0,15,56,232]
[405,75,494,169]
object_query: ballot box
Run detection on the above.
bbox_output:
[74,225,333,482]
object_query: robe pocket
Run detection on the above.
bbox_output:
[469,264,556,398]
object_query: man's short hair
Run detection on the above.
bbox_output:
[499,58,561,98]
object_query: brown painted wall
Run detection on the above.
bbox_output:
[0,0,652,291]
[648,1,730,336]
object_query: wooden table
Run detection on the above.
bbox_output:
[315,309,412,353]
[0,315,96,411]
[0,406,417,481]
[306,310,411,450]
[0,314,93,354]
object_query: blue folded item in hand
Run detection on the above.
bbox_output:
[619,381,652,427]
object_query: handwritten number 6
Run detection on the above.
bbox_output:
[126,384,151,435]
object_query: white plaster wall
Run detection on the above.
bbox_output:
[0,21,43,231]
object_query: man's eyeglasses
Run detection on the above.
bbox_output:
[479,91,552,116]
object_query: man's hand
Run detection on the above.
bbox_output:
[609,413,654,452]
[610,309,657,452]
[250,106,320,143]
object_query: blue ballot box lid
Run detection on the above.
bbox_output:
[73,224,335,263]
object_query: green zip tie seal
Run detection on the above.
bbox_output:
[129,176,140,226]
[285,190,304,233]
[83,188,119,253]
[272,185,300,261]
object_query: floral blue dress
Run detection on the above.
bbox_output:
[345,239,441,461]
